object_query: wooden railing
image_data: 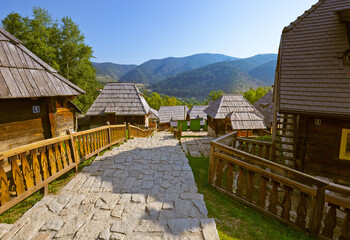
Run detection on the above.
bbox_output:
[209,132,350,239]
[173,125,182,139]
[128,124,154,138]
[234,137,273,161]
[0,123,127,214]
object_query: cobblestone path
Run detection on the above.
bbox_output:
[0,132,219,240]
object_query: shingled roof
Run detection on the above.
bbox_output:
[158,105,189,123]
[277,0,350,116]
[254,90,273,127]
[0,27,84,99]
[204,95,264,120]
[149,108,159,119]
[86,83,150,116]
[226,111,266,130]
[187,105,209,120]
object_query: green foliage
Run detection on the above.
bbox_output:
[243,86,271,104]
[1,8,101,112]
[206,90,224,103]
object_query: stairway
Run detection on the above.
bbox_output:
[275,113,296,168]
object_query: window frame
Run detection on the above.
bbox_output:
[339,128,350,160]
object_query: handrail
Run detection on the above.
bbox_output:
[128,124,154,138]
[0,122,150,215]
[209,131,350,239]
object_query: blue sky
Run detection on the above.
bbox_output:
[1,0,317,64]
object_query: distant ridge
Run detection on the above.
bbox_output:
[92,62,138,83]
[118,53,236,84]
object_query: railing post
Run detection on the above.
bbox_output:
[68,129,79,172]
[107,122,112,149]
[127,123,131,139]
[309,185,327,237]
[208,144,215,184]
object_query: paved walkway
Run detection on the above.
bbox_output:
[0,132,219,240]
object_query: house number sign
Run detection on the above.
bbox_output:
[32,105,40,113]
[314,119,322,126]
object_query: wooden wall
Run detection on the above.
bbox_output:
[208,116,226,136]
[296,115,350,185]
[0,97,77,152]
[0,98,50,151]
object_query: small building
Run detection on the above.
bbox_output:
[273,0,350,185]
[0,27,84,151]
[158,105,189,131]
[204,95,265,137]
[149,108,159,129]
[187,105,208,131]
[253,89,273,130]
[86,83,151,128]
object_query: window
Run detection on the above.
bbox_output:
[339,129,350,160]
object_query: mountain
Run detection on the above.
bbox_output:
[229,54,278,72]
[248,59,277,85]
[92,62,138,83]
[118,53,236,84]
[151,61,266,99]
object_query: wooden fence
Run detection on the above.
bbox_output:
[209,132,350,240]
[128,124,154,138]
[0,123,153,215]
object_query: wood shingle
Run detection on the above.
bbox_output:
[0,27,85,99]
[158,105,189,123]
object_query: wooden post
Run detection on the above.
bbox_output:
[107,122,112,149]
[68,129,79,172]
[208,145,215,184]
[124,122,127,140]
[127,123,131,139]
[309,185,326,237]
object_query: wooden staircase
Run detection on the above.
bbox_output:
[274,113,296,168]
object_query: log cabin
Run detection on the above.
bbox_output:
[204,95,265,137]
[149,108,159,129]
[187,105,208,131]
[86,82,151,128]
[158,105,189,131]
[0,27,85,152]
[273,0,350,185]
[254,89,273,130]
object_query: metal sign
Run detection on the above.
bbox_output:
[314,119,322,126]
[32,105,40,113]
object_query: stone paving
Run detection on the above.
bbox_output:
[0,132,219,240]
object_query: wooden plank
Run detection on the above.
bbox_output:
[0,70,11,98]
[17,68,36,96]
[9,68,29,97]
[309,186,326,237]
[0,67,21,97]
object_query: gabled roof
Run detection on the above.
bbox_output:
[149,108,159,119]
[254,90,273,127]
[86,82,150,116]
[226,111,266,130]
[158,105,189,123]
[0,27,84,99]
[277,0,350,116]
[187,105,209,120]
[204,95,263,120]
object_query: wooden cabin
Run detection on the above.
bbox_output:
[158,105,189,131]
[273,0,350,185]
[187,105,208,131]
[0,27,84,152]
[149,108,159,129]
[204,95,265,137]
[254,89,273,130]
[86,82,151,128]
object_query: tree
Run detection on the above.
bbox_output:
[206,90,224,104]
[1,8,100,112]
[243,86,271,104]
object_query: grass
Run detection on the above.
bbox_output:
[0,141,125,224]
[254,135,273,142]
[187,155,313,240]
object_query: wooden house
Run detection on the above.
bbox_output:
[204,95,265,137]
[158,105,189,131]
[187,105,208,131]
[86,82,151,128]
[254,89,273,130]
[273,0,350,185]
[149,108,159,129]
[0,27,84,151]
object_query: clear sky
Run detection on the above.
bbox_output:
[0,0,318,65]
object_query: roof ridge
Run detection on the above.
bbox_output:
[0,27,21,44]
[134,84,148,115]
[283,0,325,33]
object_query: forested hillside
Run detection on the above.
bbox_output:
[92,62,137,83]
[118,53,235,84]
